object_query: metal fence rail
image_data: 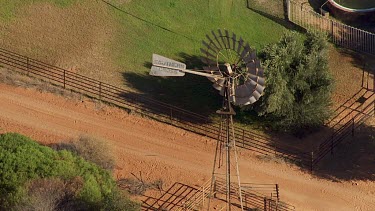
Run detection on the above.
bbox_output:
[287,0,375,55]
[214,178,295,211]
[312,95,375,167]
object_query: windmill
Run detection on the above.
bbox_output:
[150,29,265,211]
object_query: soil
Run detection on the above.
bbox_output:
[1,83,374,210]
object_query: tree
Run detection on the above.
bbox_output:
[256,31,333,135]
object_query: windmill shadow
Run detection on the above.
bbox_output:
[122,53,221,117]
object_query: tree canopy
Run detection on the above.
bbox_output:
[256,31,333,135]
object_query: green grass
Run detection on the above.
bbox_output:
[104,0,288,115]
[0,0,288,118]
[109,0,286,72]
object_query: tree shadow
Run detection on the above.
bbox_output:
[312,123,375,181]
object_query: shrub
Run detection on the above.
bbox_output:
[71,135,115,171]
[0,133,138,210]
[256,31,333,136]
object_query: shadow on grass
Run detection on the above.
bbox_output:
[122,53,221,116]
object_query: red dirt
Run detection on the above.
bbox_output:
[1,83,375,210]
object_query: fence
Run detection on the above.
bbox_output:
[312,93,375,167]
[0,46,373,171]
[0,47,309,164]
[287,0,375,55]
[213,178,295,211]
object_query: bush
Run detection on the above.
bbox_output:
[0,133,139,210]
[71,135,115,171]
[53,135,115,171]
[256,31,333,135]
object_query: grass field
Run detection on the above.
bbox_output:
[0,0,287,115]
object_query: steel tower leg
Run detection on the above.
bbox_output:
[208,82,244,211]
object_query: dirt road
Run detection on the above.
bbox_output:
[0,83,374,210]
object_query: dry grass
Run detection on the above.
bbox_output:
[0,68,79,99]
[54,135,115,171]
[0,1,121,85]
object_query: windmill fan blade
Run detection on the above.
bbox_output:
[250,51,257,61]
[249,96,257,104]
[252,90,262,100]
[247,62,257,75]
[255,60,261,68]
[257,77,265,86]
[257,67,265,77]
[235,83,256,98]
[243,54,254,63]
[232,33,237,51]
[249,75,265,86]
[211,30,224,49]
[199,29,266,105]
[255,84,265,94]
[233,96,252,106]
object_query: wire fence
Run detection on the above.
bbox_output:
[287,0,375,55]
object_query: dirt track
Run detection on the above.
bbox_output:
[0,83,375,210]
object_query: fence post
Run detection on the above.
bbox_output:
[63,70,66,89]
